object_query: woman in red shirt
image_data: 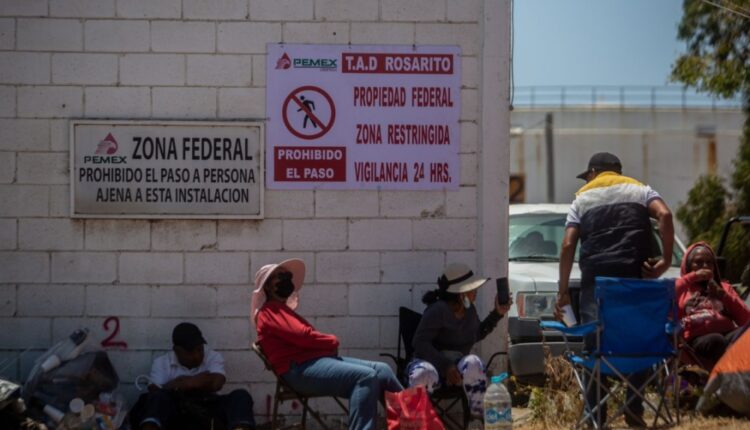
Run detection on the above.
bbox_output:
[252,259,402,430]
[677,242,750,367]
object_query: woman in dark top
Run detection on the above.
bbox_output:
[408,263,512,417]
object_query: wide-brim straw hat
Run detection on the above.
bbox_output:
[440,263,489,294]
[250,258,305,323]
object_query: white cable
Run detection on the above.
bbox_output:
[134,374,154,392]
[720,0,750,16]
[701,0,750,19]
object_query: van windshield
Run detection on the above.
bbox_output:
[509,214,572,262]
[508,213,684,266]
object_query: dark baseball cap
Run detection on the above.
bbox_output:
[172,322,206,350]
[576,152,622,180]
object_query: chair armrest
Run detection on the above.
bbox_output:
[539,320,598,337]
[665,321,681,336]
[486,351,507,370]
[379,353,398,365]
[539,320,566,330]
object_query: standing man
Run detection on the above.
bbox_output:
[297,95,316,129]
[129,322,255,430]
[555,152,674,428]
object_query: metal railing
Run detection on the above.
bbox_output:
[513,85,743,110]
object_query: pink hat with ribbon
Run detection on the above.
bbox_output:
[250,258,305,323]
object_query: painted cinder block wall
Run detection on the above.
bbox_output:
[0,0,511,421]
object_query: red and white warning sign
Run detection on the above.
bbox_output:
[282,86,336,140]
[266,44,461,190]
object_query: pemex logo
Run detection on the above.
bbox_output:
[85,132,126,164]
[276,53,291,70]
[95,133,119,155]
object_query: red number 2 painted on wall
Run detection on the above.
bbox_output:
[100,316,128,349]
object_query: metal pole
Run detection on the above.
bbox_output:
[651,87,656,109]
[561,87,566,108]
[682,87,687,109]
[545,112,555,202]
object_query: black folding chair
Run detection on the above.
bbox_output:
[381,307,504,430]
[251,343,348,430]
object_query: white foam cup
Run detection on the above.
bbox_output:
[561,304,576,327]
[69,398,84,414]
[81,404,96,421]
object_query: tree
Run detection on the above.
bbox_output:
[672,0,750,99]
[672,0,750,281]
[675,175,728,242]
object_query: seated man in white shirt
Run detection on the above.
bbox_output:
[129,322,255,430]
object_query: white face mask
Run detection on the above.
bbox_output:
[463,296,471,309]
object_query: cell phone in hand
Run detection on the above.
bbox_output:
[496,277,510,305]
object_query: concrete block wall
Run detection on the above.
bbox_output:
[0,0,502,423]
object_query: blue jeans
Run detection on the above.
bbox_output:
[282,356,403,430]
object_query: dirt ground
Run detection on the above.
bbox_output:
[511,407,750,429]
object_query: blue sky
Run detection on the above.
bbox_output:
[513,0,685,87]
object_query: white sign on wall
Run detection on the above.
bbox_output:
[266,44,461,190]
[71,120,264,219]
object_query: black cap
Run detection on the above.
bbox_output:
[172,322,206,350]
[576,152,622,180]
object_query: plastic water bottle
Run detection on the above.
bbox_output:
[484,373,512,429]
[40,328,90,372]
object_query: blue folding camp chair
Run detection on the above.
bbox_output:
[540,277,680,429]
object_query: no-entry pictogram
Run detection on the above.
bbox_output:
[282,86,336,140]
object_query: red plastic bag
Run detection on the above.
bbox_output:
[385,386,445,430]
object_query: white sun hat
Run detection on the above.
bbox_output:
[250,258,305,323]
[439,263,489,294]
